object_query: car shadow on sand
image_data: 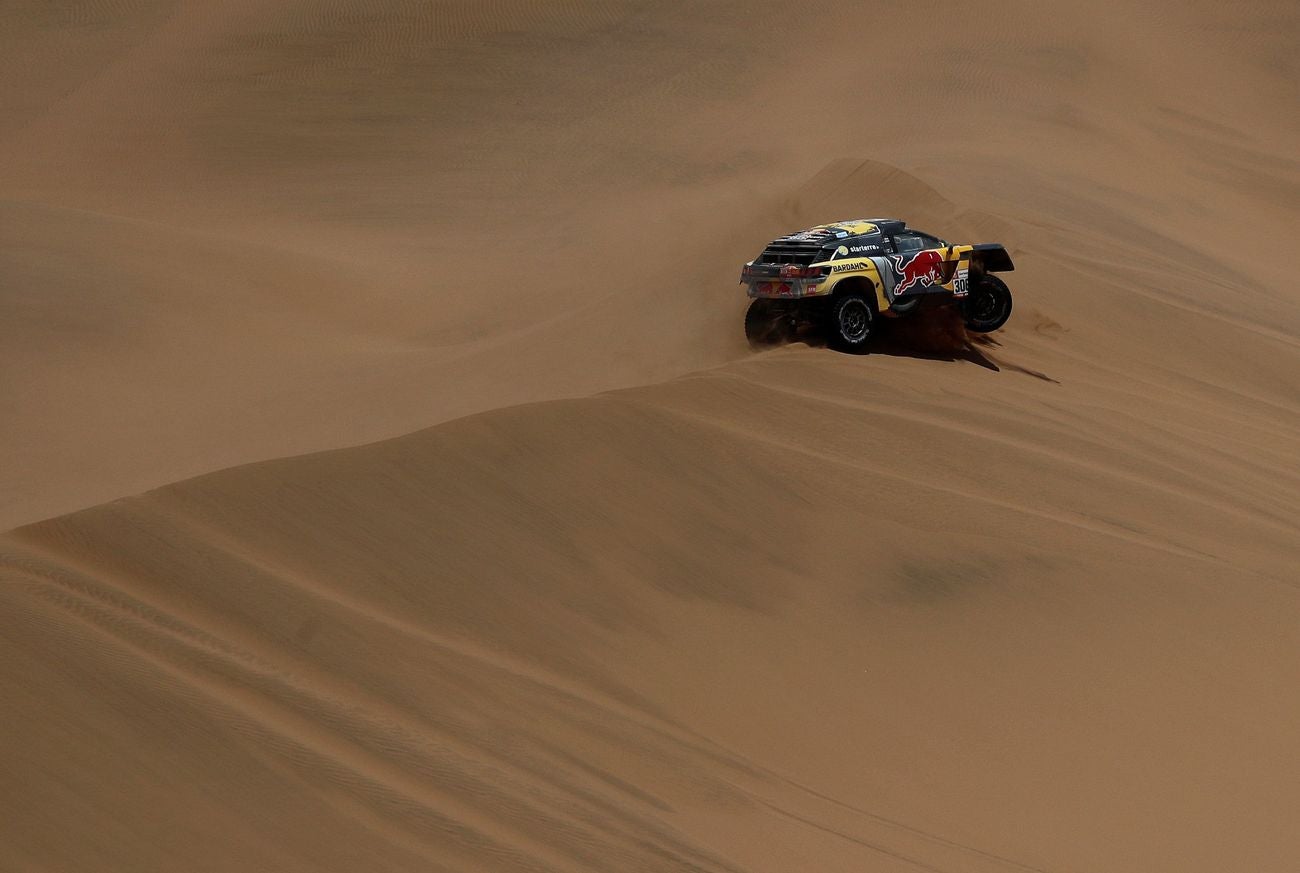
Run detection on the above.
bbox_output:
[871,308,1060,383]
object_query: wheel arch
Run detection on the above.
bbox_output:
[969,243,1015,273]
[826,275,888,313]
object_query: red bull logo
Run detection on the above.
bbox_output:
[890,250,945,296]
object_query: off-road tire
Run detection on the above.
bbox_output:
[888,295,923,316]
[745,299,793,348]
[962,274,1013,333]
[827,292,876,353]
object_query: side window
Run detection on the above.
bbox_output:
[893,232,924,253]
[844,233,884,257]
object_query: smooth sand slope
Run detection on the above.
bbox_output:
[3,1,1299,871]
[6,0,1295,530]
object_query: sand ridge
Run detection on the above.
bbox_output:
[2,1,1299,871]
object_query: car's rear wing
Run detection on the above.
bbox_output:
[970,243,1014,272]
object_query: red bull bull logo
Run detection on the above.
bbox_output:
[890,250,945,296]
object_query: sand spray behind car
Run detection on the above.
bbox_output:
[883,305,973,355]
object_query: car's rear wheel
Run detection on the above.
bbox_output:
[827,292,876,352]
[744,299,794,348]
[962,274,1013,333]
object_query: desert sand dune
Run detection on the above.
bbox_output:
[2,0,1298,871]
[10,0,1297,527]
[4,358,1299,871]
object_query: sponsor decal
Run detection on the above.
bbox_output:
[952,267,970,297]
[834,245,850,258]
[890,250,945,295]
[848,244,879,254]
[831,261,867,273]
[787,228,834,242]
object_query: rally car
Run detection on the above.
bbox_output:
[741,218,1014,351]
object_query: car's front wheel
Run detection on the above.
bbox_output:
[962,274,1013,333]
[827,292,876,353]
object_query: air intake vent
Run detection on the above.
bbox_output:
[757,241,824,266]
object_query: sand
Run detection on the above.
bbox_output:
[2,1,1298,870]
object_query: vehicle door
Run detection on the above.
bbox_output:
[885,231,956,301]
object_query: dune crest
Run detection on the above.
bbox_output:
[3,1,1298,871]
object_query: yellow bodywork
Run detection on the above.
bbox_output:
[806,220,882,236]
[808,243,979,313]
